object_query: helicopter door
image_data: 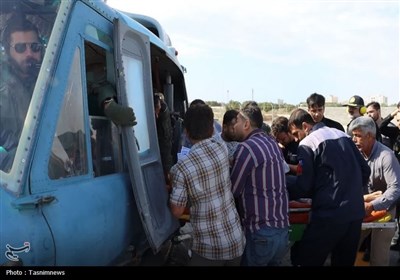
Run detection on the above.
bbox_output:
[113,18,179,253]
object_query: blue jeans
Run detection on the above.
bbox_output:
[242,226,289,266]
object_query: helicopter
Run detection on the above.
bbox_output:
[0,0,188,266]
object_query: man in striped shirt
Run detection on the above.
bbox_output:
[231,101,289,266]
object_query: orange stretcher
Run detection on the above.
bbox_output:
[289,199,311,242]
[362,210,396,229]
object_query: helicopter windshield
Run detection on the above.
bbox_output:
[0,0,60,173]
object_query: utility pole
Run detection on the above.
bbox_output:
[251,88,254,101]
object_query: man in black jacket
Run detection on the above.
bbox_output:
[306,93,344,132]
[288,108,370,266]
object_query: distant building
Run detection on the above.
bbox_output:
[368,95,388,105]
[326,95,338,103]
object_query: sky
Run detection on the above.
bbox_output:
[106,0,399,105]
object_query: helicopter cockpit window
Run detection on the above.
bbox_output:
[48,48,88,179]
[0,0,60,173]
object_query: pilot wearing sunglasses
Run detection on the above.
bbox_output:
[0,15,43,170]
[2,15,42,84]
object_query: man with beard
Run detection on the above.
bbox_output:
[220,109,239,166]
[231,102,289,266]
[0,15,43,171]
[0,15,43,139]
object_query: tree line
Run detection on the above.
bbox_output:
[205,100,393,113]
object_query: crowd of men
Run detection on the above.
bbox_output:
[166,93,400,266]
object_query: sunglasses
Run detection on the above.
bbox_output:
[10,42,43,54]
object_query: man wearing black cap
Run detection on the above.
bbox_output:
[344,95,366,134]
[344,95,381,142]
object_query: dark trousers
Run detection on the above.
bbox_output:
[291,219,362,266]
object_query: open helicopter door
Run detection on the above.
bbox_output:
[113,18,180,253]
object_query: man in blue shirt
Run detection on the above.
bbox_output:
[288,108,370,266]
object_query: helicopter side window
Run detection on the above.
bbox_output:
[48,48,88,179]
[85,41,122,177]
